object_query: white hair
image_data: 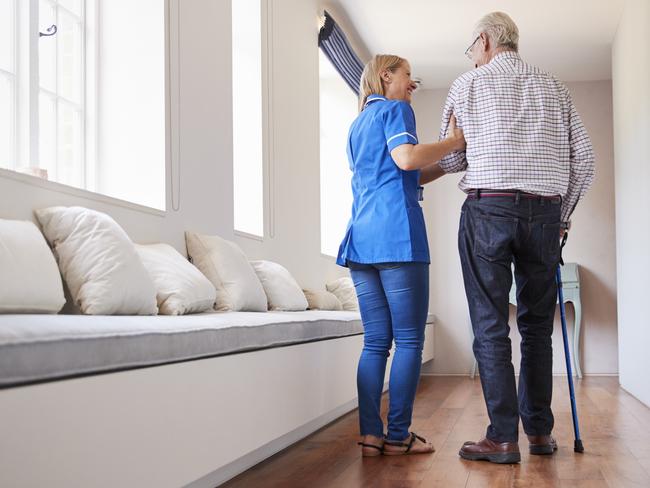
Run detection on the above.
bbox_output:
[474,12,519,52]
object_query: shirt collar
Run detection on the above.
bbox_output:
[364,94,387,107]
[490,50,521,64]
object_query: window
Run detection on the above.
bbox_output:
[232,0,264,237]
[0,0,16,171]
[38,0,85,188]
[319,51,356,257]
[95,0,165,210]
[0,0,166,211]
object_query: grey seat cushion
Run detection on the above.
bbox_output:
[0,310,363,388]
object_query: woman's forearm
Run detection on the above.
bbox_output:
[410,139,459,167]
[391,139,460,171]
[419,163,446,185]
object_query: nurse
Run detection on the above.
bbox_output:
[337,54,465,456]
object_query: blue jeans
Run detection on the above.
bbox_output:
[348,261,429,441]
[459,194,561,442]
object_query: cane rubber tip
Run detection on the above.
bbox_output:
[574,439,584,453]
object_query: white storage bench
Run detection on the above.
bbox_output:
[0,310,434,487]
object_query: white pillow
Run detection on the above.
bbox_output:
[34,206,158,315]
[185,232,267,312]
[302,289,343,311]
[326,277,359,311]
[0,219,66,313]
[136,243,217,315]
[250,261,308,311]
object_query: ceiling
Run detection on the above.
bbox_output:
[324,0,626,89]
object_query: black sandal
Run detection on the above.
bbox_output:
[383,432,434,456]
[357,441,384,457]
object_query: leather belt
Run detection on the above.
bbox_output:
[467,189,561,202]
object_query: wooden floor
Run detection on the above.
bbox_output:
[222,376,650,488]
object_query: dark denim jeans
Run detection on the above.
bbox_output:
[458,194,562,443]
[348,261,429,441]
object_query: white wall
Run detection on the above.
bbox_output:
[612,0,650,407]
[413,79,618,376]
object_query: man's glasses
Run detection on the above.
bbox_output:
[464,35,480,59]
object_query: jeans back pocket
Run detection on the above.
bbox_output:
[473,215,517,263]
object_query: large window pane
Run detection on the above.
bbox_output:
[0,0,15,171]
[39,0,57,93]
[58,10,82,104]
[319,51,356,257]
[96,0,165,210]
[0,75,14,170]
[58,0,82,16]
[39,92,56,179]
[38,0,84,187]
[57,101,82,187]
[0,0,15,73]
[232,0,264,237]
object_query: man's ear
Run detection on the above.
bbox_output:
[480,32,489,52]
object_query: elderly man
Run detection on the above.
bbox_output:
[438,12,595,463]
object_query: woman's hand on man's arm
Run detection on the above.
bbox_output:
[391,114,466,171]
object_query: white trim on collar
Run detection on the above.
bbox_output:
[364,95,387,107]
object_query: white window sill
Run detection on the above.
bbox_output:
[234,229,264,242]
[0,167,167,217]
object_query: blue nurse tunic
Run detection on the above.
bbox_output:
[336,94,430,267]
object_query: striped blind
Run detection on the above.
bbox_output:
[318,11,364,95]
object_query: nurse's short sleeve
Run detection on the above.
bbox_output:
[384,101,418,151]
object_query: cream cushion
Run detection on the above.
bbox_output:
[302,289,343,311]
[34,206,158,315]
[185,232,267,312]
[250,260,308,311]
[326,277,359,311]
[0,219,66,313]
[136,243,217,315]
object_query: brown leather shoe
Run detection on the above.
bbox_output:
[527,434,558,455]
[459,437,521,464]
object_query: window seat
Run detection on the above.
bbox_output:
[0,310,365,388]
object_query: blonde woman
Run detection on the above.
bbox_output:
[336,55,466,456]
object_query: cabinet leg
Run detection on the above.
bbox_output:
[572,300,583,379]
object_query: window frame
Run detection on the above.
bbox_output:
[317,49,356,259]
[0,0,173,216]
[37,0,87,186]
[231,0,272,241]
[0,0,18,171]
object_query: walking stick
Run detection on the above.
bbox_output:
[557,232,584,453]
